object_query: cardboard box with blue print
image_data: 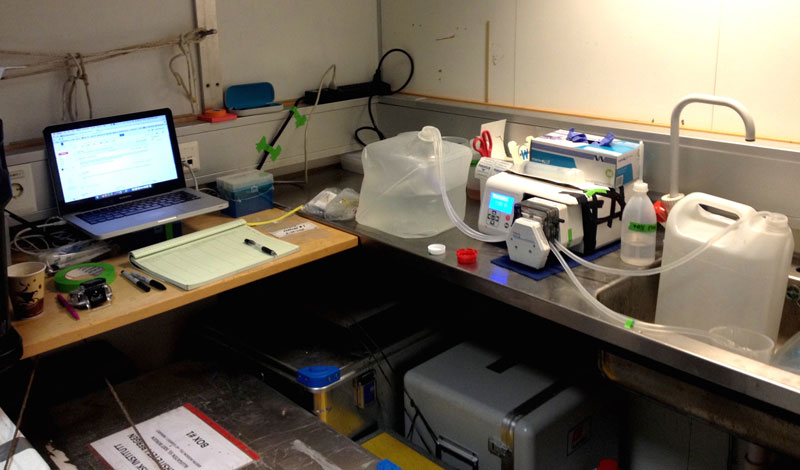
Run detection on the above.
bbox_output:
[531,129,642,187]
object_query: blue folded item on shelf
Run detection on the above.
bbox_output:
[491,242,620,281]
[225,82,282,111]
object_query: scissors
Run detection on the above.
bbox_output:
[472,130,493,158]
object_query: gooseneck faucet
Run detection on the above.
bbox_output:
[662,94,756,211]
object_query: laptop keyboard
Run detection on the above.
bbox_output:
[77,191,200,225]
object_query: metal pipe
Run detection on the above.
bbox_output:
[666,94,756,204]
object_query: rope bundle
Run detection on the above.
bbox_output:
[1,28,215,120]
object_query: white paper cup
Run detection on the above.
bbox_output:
[8,261,46,319]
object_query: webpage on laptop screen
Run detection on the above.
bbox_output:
[52,115,178,203]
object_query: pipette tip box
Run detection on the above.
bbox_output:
[216,170,274,217]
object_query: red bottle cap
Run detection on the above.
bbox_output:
[456,248,477,264]
[597,459,619,470]
[653,200,667,224]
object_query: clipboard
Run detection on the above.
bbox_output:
[130,219,299,290]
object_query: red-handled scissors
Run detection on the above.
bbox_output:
[472,130,493,158]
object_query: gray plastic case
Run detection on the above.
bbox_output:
[404,342,618,470]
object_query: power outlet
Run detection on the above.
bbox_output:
[7,163,37,215]
[178,141,201,172]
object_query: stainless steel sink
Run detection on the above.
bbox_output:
[594,261,800,346]
[595,274,660,324]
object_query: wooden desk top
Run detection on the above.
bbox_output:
[11,209,359,359]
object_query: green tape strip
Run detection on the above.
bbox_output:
[256,136,267,152]
[256,137,283,162]
[585,188,608,198]
[291,106,307,127]
[567,228,573,247]
[54,262,116,293]
[627,222,657,233]
[624,318,635,329]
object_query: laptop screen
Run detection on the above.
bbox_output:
[44,108,186,214]
[50,114,179,204]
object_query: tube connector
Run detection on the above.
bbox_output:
[660,192,685,214]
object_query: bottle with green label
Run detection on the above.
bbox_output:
[620,180,657,266]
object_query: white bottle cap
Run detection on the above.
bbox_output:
[427,244,446,255]
[764,212,789,230]
[633,180,649,193]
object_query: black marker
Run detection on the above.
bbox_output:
[121,270,150,292]
[131,271,167,291]
[244,238,276,256]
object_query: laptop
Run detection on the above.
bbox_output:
[44,108,228,239]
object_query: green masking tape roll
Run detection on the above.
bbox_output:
[54,262,116,293]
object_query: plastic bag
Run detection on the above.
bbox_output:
[303,187,341,217]
[303,187,360,221]
[324,188,359,221]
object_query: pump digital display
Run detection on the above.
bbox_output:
[488,192,514,214]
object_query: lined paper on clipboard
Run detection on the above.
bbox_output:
[130,219,298,290]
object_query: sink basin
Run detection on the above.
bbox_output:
[594,264,800,346]
[595,274,660,324]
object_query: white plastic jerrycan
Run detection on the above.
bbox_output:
[356,130,471,238]
[655,193,793,342]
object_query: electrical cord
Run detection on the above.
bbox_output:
[4,209,60,245]
[355,48,415,147]
[246,205,304,227]
[258,65,337,186]
[11,228,50,255]
[8,215,78,256]
[342,310,438,454]
[256,96,304,171]
[182,162,198,191]
[291,64,337,186]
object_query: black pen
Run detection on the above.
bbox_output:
[130,271,167,291]
[244,238,276,256]
[121,269,150,292]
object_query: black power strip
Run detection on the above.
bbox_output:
[304,80,391,105]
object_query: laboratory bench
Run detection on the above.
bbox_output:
[10,208,359,359]
[273,163,800,456]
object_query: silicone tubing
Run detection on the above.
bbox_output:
[549,211,776,339]
[419,126,506,244]
[549,242,716,340]
[553,211,769,277]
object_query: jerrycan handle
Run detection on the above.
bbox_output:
[681,193,756,226]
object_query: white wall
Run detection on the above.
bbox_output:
[0,1,379,219]
[0,0,379,143]
[380,0,800,141]
[0,0,198,143]
[218,0,379,97]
